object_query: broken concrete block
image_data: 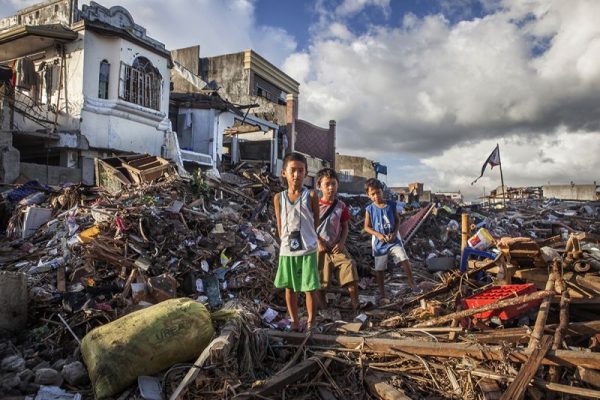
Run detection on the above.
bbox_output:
[34,368,63,386]
[17,368,34,383]
[62,361,89,386]
[1,355,26,372]
[0,372,20,390]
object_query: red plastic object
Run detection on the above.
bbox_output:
[462,284,541,321]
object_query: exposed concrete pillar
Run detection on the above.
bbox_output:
[286,93,298,152]
[0,141,20,184]
[329,120,336,170]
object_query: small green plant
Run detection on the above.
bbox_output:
[192,170,211,199]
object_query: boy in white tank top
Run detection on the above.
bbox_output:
[273,152,321,331]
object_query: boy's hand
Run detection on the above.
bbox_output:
[385,233,395,242]
[376,233,386,242]
[318,238,329,253]
[332,242,345,254]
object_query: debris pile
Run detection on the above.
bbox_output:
[1,162,600,399]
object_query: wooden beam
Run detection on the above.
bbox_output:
[414,290,554,328]
[548,286,570,390]
[500,335,553,400]
[528,265,557,349]
[473,320,600,344]
[169,318,240,400]
[266,330,600,369]
[576,274,600,294]
[578,366,600,389]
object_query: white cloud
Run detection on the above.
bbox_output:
[421,130,600,196]
[335,0,391,17]
[283,0,600,199]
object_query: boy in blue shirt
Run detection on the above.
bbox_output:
[364,178,422,301]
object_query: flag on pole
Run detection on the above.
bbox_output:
[471,144,501,185]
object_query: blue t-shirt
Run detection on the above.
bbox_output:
[366,200,401,256]
[396,201,406,214]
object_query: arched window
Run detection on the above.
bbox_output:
[98,60,109,99]
[119,56,162,110]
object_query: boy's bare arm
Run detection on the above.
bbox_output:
[273,194,282,239]
[391,208,401,238]
[364,211,385,241]
[310,190,320,230]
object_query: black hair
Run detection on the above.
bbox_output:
[365,178,383,193]
[316,168,338,186]
[399,194,405,200]
[282,152,308,170]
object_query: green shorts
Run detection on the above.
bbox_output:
[274,252,320,292]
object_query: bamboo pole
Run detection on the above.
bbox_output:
[461,212,469,257]
[528,261,559,349]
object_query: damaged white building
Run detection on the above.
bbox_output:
[0,0,179,185]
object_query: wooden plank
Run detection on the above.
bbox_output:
[169,318,240,400]
[578,367,600,389]
[500,335,553,400]
[548,287,570,386]
[365,373,411,400]
[266,330,600,369]
[56,264,66,293]
[528,267,557,349]
[576,274,600,294]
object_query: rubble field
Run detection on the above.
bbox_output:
[1,163,600,400]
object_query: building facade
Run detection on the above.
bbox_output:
[0,0,176,184]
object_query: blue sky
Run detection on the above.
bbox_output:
[1,0,599,198]
[254,0,491,52]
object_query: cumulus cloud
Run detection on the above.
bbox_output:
[335,0,391,17]
[285,0,600,198]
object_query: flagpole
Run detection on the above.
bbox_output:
[499,151,506,208]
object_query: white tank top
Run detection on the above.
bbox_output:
[279,188,318,256]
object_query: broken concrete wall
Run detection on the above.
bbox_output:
[171,46,202,93]
[0,0,77,32]
[199,52,287,125]
[543,184,599,201]
[20,162,82,185]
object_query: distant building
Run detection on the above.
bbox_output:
[434,191,463,204]
[543,183,599,201]
[176,48,336,181]
[336,154,387,194]
[482,185,543,204]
